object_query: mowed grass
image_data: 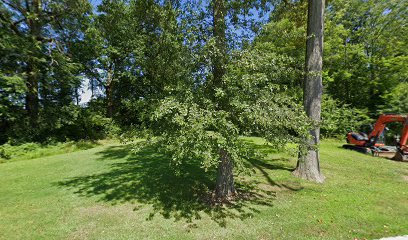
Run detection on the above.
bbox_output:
[0,138,407,240]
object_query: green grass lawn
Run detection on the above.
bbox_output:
[0,138,407,240]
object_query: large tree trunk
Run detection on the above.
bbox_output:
[293,0,325,183]
[215,149,235,199]
[212,0,235,199]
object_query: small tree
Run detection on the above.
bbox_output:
[133,0,311,201]
[138,33,311,203]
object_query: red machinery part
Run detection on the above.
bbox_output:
[344,114,408,161]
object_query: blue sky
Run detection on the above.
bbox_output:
[90,0,102,7]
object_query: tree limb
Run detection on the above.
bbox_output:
[0,12,22,36]
[0,0,27,15]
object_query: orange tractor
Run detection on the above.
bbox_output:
[343,114,408,161]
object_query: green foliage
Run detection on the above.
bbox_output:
[224,48,311,146]
[144,95,245,172]
[257,0,408,114]
[0,140,98,162]
[321,95,370,138]
[380,82,408,114]
[254,0,306,89]
[0,0,92,143]
[324,0,408,111]
[4,104,113,144]
[250,0,407,138]
[137,37,312,174]
[132,1,314,181]
[1,0,406,162]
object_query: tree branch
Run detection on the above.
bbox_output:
[24,0,30,12]
[0,12,22,36]
[0,0,27,15]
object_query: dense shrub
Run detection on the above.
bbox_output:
[380,83,408,114]
[3,103,116,144]
[0,140,98,161]
[321,95,370,138]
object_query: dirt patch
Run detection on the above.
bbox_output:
[258,183,283,192]
[67,204,137,239]
[258,181,303,193]
[67,222,97,240]
[77,205,107,217]
[77,204,136,218]
[403,175,408,181]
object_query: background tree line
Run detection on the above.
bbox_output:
[2,0,406,144]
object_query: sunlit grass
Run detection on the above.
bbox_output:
[0,138,407,239]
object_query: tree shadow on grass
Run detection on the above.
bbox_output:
[58,143,300,226]
[242,140,304,192]
[241,139,296,171]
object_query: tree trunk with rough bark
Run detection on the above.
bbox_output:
[215,148,235,199]
[212,0,236,199]
[293,0,325,183]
